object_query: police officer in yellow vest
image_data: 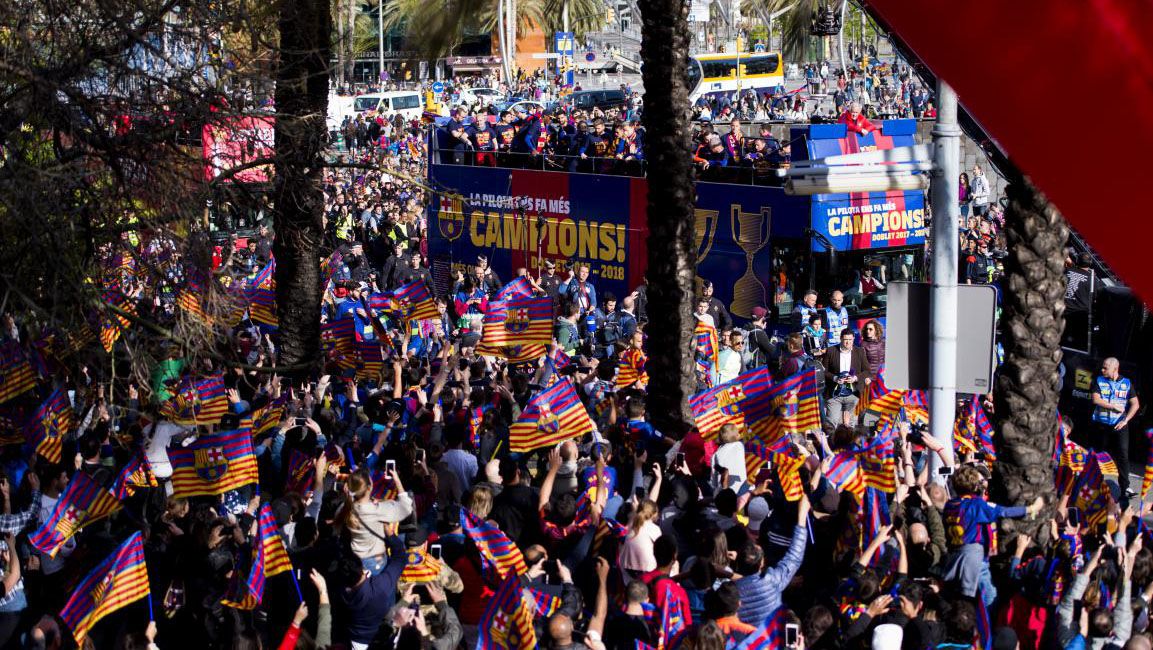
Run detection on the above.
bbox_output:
[1091,357,1140,497]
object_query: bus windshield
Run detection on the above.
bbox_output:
[353,96,380,112]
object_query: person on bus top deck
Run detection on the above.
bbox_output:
[701,281,732,333]
[467,116,496,167]
[559,262,597,317]
[334,281,376,341]
[824,290,849,346]
[493,110,518,154]
[694,134,732,171]
[724,117,745,160]
[538,259,563,309]
[838,101,876,136]
[442,106,472,165]
[792,289,819,332]
[579,118,612,161]
[614,121,644,161]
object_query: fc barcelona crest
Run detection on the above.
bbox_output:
[195,447,229,481]
[537,403,560,435]
[437,196,465,242]
[502,308,531,334]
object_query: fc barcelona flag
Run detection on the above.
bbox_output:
[1143,429,1153,500]
[967,395,996,460]
[690,367,775,440]
[285,449,315,494]
[176,287,213,325]
[460,509,528,582]
[857,368,905,418]
[27,389,75,463]
[1055,440,1089,497]
[0,342,36,405]
[479,296,553,349]
[694,320,719,388]
[826,451,865,501]
[110,454,158,500]
[321,318,358,369]
[222,504,294,609]
[615,347,648,389]
[732,607,789,650]
[159,375,229,426]
[1072,452,1110,527]
[496,276,535,302]
[767,369,823,436]
[392,281,440,322]
[169,427,259,498]
[860,419,898,493]
[252,395,289,436]
[29,472,122,557]
[401,550,443,583]
[247,287,278,328]
[58,532,150,644]
[477,575,537,650]
[509,378,594,453]
[476,342,548,364]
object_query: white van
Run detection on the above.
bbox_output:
[352,91,424,121]
[327,93,356,132]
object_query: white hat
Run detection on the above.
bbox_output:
[872,624,904,650]
[746,497,770,532]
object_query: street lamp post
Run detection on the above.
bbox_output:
[928,80,962,475]
[377,0,384,83]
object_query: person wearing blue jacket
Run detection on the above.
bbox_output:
[336,532,407,649]
[734,492,811,626]
[941,464,1043,606]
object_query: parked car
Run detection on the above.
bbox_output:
[556,89,629,112]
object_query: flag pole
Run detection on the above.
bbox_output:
[147,592,154,622]
[290,568,304,602]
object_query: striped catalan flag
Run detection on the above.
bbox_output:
[367,291,396,314]
[168,427,259,498]
[29,471,122,557]
[400,550,443,583]
[509,378,594,453]
[99,289,136,353]
[59,532,150,645]
[694,320,719,387]
[27,389,75,464]
[460,509,528,582]
[393,281,440,322]
[690,367,776,440]
[222,504,294,609]
[615,347,648,389]
[0,342,37,404]
[766,369,823,438]
[479,296,553,349]
[110,454,158,500]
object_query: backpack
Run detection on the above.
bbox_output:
[600,312,622,345]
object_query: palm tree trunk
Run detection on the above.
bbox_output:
[992,173,1068,539]
[335,0,346,87]
[346,0,357,84]
[638,0,696,435]
[274,0,331,377]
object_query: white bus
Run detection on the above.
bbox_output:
[687,52,785,103]
[352,91,425,121]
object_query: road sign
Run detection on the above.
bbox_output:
[884,282,998,393]
[585,52,596,62]
[431,81,445,93]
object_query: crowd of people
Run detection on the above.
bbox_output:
[0,61,1144,650]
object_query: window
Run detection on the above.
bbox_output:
[353,97,380,112]
[392,95,421,110]
[743,54,781,76]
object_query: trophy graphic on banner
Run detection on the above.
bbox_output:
[436,194,466,242]
[729,205,771,319]
[693,208,719,293]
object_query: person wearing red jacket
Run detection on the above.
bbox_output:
[838,101,876,136]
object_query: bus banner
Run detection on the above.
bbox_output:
[795,120,929,252]
[427,165,810,320]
